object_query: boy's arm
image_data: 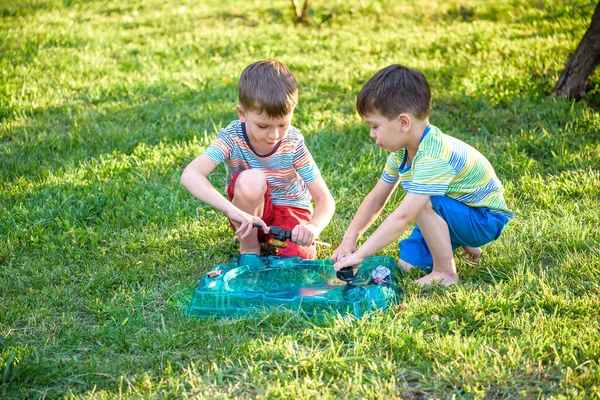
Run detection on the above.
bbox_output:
[330,178,397,262]
[333,192,430,271]
[291,176,335,247]
[180,154,268,238]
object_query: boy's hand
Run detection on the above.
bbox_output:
[229,209,269,240]
[330,238,358,262]
[291,223,320,247]
[333,252,364,273]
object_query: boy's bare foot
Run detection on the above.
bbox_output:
[415,271,459,287]
[462,246,482,264]
[397,259,417,273]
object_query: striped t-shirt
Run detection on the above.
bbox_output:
[382,125,512,217]
[204,120,320,210]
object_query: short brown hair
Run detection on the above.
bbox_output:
[238,59,298,117]
[357,64,431,120]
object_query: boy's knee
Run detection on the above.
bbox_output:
[234,170,268,201]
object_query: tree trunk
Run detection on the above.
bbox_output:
[551,2,600,99]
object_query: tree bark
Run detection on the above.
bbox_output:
[551,1,600,99]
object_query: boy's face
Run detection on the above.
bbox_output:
[237,105,293,152]
[363,112,409,152]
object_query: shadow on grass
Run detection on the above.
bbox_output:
[0,79,239,183]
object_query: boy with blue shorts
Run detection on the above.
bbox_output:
[332,65,512,286]
[181,59,335,259]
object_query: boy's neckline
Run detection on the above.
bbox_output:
[241,122,282,157]
[399,124,431,172]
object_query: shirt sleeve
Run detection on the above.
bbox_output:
[381,152,401,184]
[409,156,456,195]
[203,128,233,165]
[293,138,321,183]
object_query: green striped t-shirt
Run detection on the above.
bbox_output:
[381,125,512,217]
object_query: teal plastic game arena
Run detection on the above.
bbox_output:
[186,254,401,319]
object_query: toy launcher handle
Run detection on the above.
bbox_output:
[251,223,330,247]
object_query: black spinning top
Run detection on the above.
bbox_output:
[336,267,356,283]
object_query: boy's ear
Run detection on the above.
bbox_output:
[397,113,411,132]
[236,105,248,122]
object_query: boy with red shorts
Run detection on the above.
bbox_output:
[180,59,335,259]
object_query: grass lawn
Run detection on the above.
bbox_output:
[1,0,600,398]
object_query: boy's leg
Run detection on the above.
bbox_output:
[228,169,270,255]
[405,196,509,285]
[462,246,482,263]
[398,224,433,272]
[398,259,416,273]
[399,231,481,270]
[412,200,459,286]
[431,196,509,265]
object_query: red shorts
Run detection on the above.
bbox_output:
[227,172,317,259]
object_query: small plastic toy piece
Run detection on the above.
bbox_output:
[207,270,223,278]
[252,223,291,249]
[268,226,292,249]
[370,266,391,284]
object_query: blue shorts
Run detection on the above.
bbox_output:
[399,195,510,272]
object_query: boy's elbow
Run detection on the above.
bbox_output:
[323,191,336,213]
[180,170,187,186]
[180,168,193,189]
[327,191,335,208]
[392,209,413,227]
[365,190,387,210]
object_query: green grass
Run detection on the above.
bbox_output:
[1,0,599,398]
